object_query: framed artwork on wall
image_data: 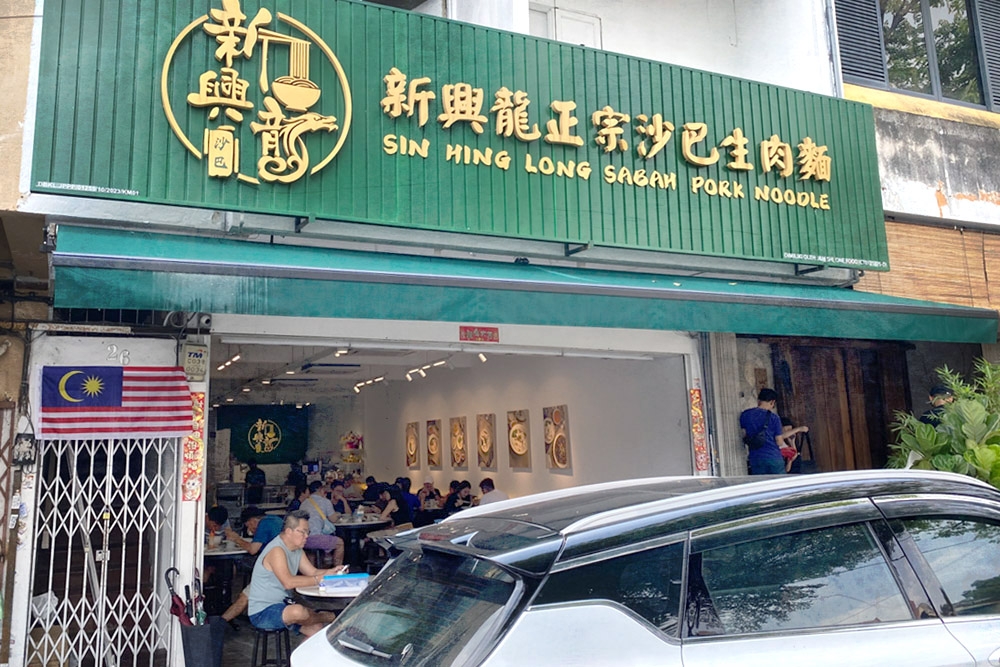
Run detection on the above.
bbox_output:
[405,421,419,468]
[426,419,442,468]
[543,404,571,470]
[507,409,531,469]
[450,416,467,469]
[477,413,495,469]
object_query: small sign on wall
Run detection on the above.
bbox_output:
[183,343,209,382]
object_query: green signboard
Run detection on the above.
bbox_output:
[217,404,309,464]
[31,0,888,270]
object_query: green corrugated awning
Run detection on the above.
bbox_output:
[52,226,997,344]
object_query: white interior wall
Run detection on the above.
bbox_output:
[358,354,693,499]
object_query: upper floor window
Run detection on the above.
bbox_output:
[836,0,1000,111]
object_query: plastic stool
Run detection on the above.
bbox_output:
[250,627,291,667]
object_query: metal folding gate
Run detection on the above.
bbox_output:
[28,437,179,667]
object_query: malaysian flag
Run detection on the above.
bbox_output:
[39,366,193,440]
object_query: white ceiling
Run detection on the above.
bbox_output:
[208,339,483,405]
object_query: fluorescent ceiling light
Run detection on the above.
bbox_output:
[432,360,447,367]
[478,353,487,362]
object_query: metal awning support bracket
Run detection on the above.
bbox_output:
[794,264,823,276]
[295,215,315,233]
[564,241,593,257]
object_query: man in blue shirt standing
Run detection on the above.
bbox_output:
[740,388,787,475]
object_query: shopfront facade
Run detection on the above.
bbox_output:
[4,0,999,664]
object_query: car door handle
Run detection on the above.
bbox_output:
[988,647,1000,666]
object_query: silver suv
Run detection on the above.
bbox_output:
[292,470,1000,666]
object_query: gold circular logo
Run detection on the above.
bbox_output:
[249,418,282,454]
[161,0,352,185]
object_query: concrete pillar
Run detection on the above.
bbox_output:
[708,332,746,477]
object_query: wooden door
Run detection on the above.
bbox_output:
[770,340,909,473]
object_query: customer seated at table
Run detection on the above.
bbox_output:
[395,476,421,514]
[478,478,509,505]
[417,476,442,509]
[373,483,413,528]
[442,480,461,508]
[247,510,344,637]
[287,483,306,512]
[227,506,284,557]
[362,476,380,502]
[205,506,230,544]
[220,506,286,629]
[443,481,474,516]
[329,480,350,515]
[343,474,364,500]
[300,483,345,568]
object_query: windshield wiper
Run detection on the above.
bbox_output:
[337,637,393,659]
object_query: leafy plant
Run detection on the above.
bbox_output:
[889,359,1000,489]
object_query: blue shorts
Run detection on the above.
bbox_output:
[249,602,300,634]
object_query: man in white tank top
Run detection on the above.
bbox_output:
[246,510,347,636]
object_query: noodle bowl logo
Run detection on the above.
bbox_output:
[161,0,351,185]
[249,418,282,454]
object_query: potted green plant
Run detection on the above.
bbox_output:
[889,359,1000,489]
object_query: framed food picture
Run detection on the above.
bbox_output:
[507,409,531,468]
[450,416,467,469]
[543,404,571,470]
[426,419,442,468]
[477,413,496,469]
[405,421,419,468]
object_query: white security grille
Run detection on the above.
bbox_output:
[29,437,178,667]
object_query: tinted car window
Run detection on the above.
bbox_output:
[899,517,1000,616]
[326,548,517,665]
[688,522,911,636]
[534,542,684,636]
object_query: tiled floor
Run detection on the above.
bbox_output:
[215,577,318,666]
[219,617,308,666]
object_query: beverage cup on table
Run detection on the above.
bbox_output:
[208,534,222,549]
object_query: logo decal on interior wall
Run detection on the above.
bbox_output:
[249,418,282,453]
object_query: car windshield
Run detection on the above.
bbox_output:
[325,547,519,665]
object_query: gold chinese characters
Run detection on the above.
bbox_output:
[162,0,352,185]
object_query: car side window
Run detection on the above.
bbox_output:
[687,522,911,637]
[897,517,1000,617]
[534,541,684,636]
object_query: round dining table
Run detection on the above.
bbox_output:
[294,584,363,612]
[333,517,391,569]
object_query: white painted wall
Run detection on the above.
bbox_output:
[358,354,693,499]
[16,334,197,667]
[420,0,837,95]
